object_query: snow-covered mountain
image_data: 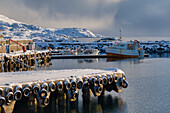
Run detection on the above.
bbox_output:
[0,14,105,42]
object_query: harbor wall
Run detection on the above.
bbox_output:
[0,39,34,53]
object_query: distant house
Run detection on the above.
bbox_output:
[0,38,34,53]
[0,34,4,39]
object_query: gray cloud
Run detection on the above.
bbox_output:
[0,0,170,37]
[115,0,170,36]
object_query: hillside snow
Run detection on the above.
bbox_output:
[0,14,104,42]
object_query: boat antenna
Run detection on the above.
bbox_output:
[119,29,122,40]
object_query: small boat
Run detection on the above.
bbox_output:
[106,40,144,58]
[61,49,76,55]
[80,48,99,55]
[50,50,62,55]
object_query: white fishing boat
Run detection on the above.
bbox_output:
[106,40,144,58]
[79,48,99,55]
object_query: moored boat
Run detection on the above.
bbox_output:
[106,40,144,58]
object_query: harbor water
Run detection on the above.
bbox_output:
[13,53,170,113]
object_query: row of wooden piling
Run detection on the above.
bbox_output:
[0,51,51,72]
[0,71,128,112]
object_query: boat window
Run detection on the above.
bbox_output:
[127,44,134,50]
[120,44,125,47]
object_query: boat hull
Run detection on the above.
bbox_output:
[106,48,140,58]
[107,52,139,58]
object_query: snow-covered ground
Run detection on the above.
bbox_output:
[0,50,50,57]
[0,14,105,42]
[0,69,117,86]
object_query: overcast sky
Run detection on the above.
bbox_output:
[0,0,170,37]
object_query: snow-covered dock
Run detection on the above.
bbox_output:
[0,69,114,86]
[0,68,128,113]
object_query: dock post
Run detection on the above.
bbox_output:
[13,93,37,113]
[1,55,4,72]
[26,94,37,112]
[81,78,91,112]
[47,93,57,113]
[58,93,66,107]
[34,50,38,71]
[57,93,67,113]
[1,101,16,113]
[82,88,91,113]
[98,75,107,102]
[69,88,79,113]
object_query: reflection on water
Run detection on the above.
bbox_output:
[107,53,170,63]
[77,58,99,64]
[106,58,130,62]
[38,53,170,71]
[97,95,127,113]
[107,58,144,65]
[149,53,170,58]
[13,95,127,113]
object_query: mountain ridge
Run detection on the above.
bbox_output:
[0,14,105,41]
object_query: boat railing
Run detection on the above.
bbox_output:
[109,45,127,50]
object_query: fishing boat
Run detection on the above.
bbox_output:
[106,40,144,58]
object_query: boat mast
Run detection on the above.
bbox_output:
[119,29,122,41]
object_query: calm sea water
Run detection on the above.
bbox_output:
[13,53,170,113]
